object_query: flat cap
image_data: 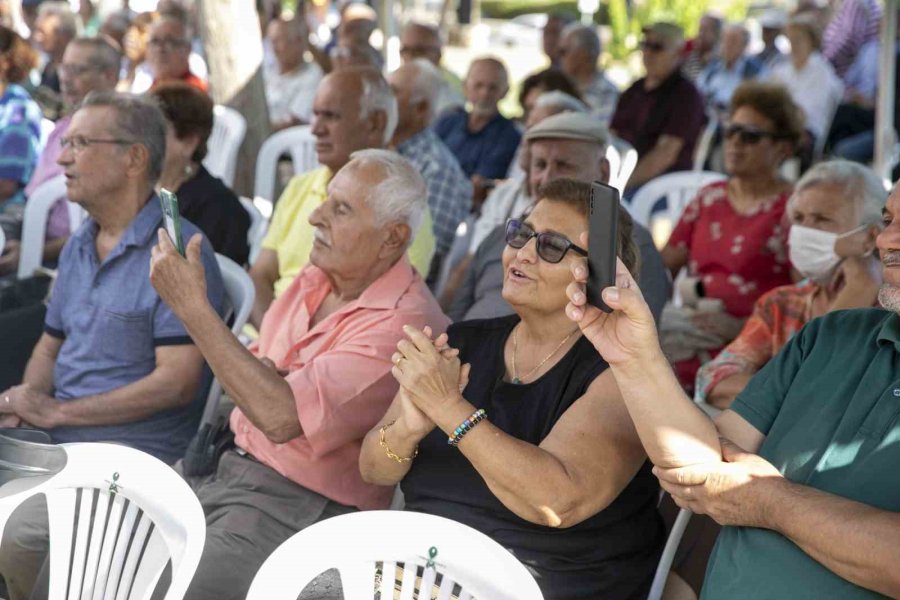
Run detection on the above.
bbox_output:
[641,21,684,44]
[524,111,610,146]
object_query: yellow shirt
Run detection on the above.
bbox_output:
[262,166,436,297]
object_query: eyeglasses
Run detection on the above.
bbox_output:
[505,219,587,264]
[723,123,787,144]
[60,135,137,154]
[640,40,667,52]
[148,37,189,49]
[59,63,101,77]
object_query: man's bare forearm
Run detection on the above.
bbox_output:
[766,479,900,597]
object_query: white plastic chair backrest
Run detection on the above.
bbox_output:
[18,174,68,279]
[253,125,319,204]
[692,115,719,172]
[40,118,56,152]
[203,105,247,188]
[0,443,205,600]
[607,136,638,194]
[246,511,544,600]
[238,196,268,264]
[0,226,5,253]
[67,202,87,230]
[647,506,693,600]
[629,171,728,230]
[433,214,476,298]
[199,254,255,428]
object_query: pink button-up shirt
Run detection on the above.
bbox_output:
[25,114,71,239]
[231,257,449,509]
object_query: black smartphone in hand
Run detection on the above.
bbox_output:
[587,181,619,313]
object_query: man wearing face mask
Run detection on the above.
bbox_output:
[696,160,885,410]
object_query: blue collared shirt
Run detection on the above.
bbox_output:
[397,128,473,256]
[433,108,521,180]
[44,196,225,463]
[697,56,761,109]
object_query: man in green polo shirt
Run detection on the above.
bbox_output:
[565,181,900,598]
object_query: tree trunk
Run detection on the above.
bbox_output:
[198,0,271,198]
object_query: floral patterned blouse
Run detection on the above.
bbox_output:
[667,180,793,317]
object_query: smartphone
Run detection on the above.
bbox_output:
[158,188,185,257]
[587,181,619,313]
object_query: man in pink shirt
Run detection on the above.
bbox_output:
[149,149,449,599]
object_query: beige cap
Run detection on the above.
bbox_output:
[641,21,684,44]
[523,111,609,147]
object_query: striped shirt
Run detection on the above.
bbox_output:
[823,0,882,80]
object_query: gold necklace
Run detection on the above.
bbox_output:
[511,324,578,385]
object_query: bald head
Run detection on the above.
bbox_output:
[400,22,442,65]
[464,58,509,117]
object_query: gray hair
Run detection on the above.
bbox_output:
[38,1,77,38]
[356,68,398,145]
[81,91,167,185]
[401,21,444,46]
[405,58,443,122]
[348,149,426,245]
[70,37,121,74]
[724,23,750,47]
[562,23,601,62]
[790,160,886,227]
[534,90,588,113]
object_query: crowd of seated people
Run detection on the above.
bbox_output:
[0,1,898,599]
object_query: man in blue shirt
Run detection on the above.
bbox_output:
[697,24,761,111]
[433,57,521,207]
[0,91,225,600]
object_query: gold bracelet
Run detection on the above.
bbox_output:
[379,420,418,463]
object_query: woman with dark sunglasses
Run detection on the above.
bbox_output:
[659,81,804,394]
[360,179,665,600]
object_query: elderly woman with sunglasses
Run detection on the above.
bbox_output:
[660,81,804,393]
[360,178,664,600]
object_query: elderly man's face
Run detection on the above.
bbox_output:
[59,44,116,108]
[311,74,378,171]
[146,18,191,80]
[400,25,441,65]
[697,16,720,51]
[642,32,681,80]
[721,27,747,64]
[34,14,65,55]
[308,162,393,279]
[57,106,134,207]
[558,32,589,77]
[464,61,507,117]
[267,20,305,72]
[543,17,564,62]
[877,186,900,312]
[528,138,607,195]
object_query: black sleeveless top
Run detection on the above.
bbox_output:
[401,316,664,600]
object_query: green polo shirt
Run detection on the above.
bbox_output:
[703,308,900,600]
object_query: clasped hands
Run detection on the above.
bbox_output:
[0,384,60,429]
[390,325,470,433]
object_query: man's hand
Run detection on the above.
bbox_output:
[654,438,784,528]
[149,231,208,320]
[1,384,61,429]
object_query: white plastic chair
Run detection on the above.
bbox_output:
[203,105,247,188]
[253,125,319,204]
[239,196,268,265]
[0,442,205,600]
[628,171,727,246]
[246,510,544,600]
[18,174,69,280]
[648,506,693,600]
[607,137,638,194]
[433,214,476,298]
[692,115,719,172]
[198,253,255,428]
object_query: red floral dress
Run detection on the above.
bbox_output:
[665,180,793,391]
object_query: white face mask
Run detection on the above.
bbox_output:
[788,224,868,283]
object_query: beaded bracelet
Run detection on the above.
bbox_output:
[379,420,418,463]
[448,409,487,447]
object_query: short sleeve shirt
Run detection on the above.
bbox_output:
[703,308,900,599]
[264,61,324,124]
[44,197,225,463]
[433,109,522,179]
[610,71,705,173]
[261,167,436,296]
[666,181,792,317]
[0,84,42,206]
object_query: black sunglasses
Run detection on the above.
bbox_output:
[505,219,587,264]
[724,123,788,144]
[640,40,666,52]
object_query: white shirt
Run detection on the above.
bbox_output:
[264,61,324,125]
[767,52,844,139]
[469,175,530,254]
